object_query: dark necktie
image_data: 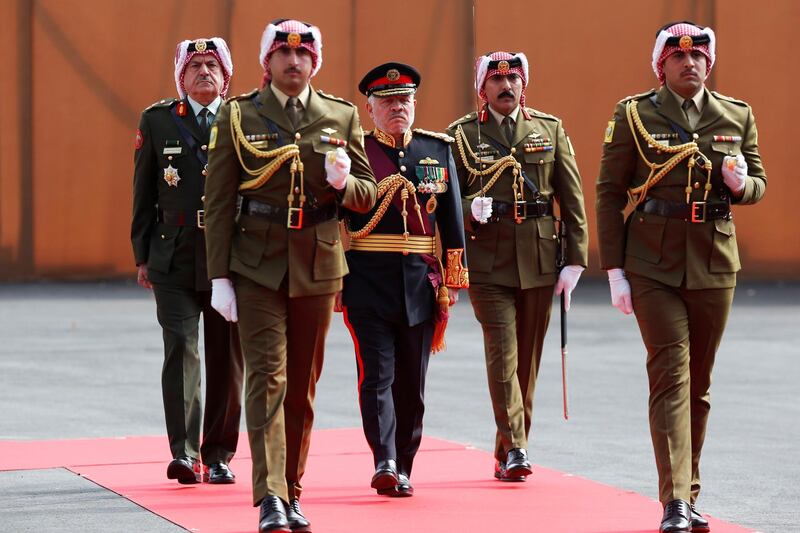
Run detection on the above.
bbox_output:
[286,97,303,130]
[502,116,515,145]
[681,99,696,129]
[198,108,210,134]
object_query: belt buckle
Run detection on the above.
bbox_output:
[196,210,205,229]
[514,201,527,224]
[287,207,303,229]
[690,201,706,223]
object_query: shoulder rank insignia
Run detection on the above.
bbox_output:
[208,125,218,150]
[447,113,476,130]
[604,121,615,143]
[226,88,259,103]
[413,128,454,143]
[163,165,181,187]
[317,90,355,107]
[711,91,748,107]
[620,89,656,103]
[144,98,176,112]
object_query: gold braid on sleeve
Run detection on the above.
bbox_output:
[347,174,425,240]
[454,125,522,200]
[228,100,301,192]
[444,248,469,289]
[625,100,713,206]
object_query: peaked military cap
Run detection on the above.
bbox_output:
[358,62,421,97]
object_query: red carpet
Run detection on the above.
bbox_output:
[1,429,753,533]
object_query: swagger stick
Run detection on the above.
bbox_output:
[558,218,569,420]
[472,0,485,196]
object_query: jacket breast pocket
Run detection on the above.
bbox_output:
[231,215,270,268]
[536,217,558,274]
[147,224,180,273]
[465,221,499,273]
[313,219,346,280]
[625,212,667,264]
[709,218,740,273]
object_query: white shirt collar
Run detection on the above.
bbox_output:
[488,104,520,127]
[666,85,705,113]
[270,84,311,109]
[186,95,222,118]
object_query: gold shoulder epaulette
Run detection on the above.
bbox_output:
[226,88,259,103]
[527,108,559,122]
[144,98,176,112]
[620,89,656,104]
[317,89,355,107]
[413,128,454,143]
[447,112,477,130]
[711,91,749,107]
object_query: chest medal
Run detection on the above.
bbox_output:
[163,164,181,187]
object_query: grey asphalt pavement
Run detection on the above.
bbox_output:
[0,280,797,532]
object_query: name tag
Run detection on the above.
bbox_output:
[163,147,182,155]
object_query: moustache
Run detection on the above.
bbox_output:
[284,67,302,74]
[498,91,515,99]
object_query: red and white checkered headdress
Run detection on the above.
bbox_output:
[475,51,530,118]
[652,22,716,84]
[259,19,323,84]
[174,37,233,99]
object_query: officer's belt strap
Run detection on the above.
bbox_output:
[349,234,436,254]
[157,208,204,227]
[241,198,337,226]
[636,197,730,222]
[490,200,552,221]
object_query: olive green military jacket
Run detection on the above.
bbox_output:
[447,108,588,289]
[596,86,767,289]
[131,98,211,290]
[204,86,377,297]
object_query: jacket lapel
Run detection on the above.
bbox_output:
[480,115,508,149]
[180,102,206,142]
[655,85,692,133]
[511,112,537,148]
[257,86,294,134]
[297,88,329,131]
[694,88,724,132]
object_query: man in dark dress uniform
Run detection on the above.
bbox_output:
[131,37,243,486]
[596,22,767,533]
[340,62,469,498]
[204,20,377,533]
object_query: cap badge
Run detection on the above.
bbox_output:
[194,39,207,52]
[387,69,400,81]
[497,60,510,74]
[287,33,301,48]
[679,35,694,50]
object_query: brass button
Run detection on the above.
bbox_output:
[295,132,301,140]
[168,155,173,161]
[201,169,208,176]
[552,234,557,239]
[201,144,208,151]
[470,235,476,240]
[201,195,205,202]
[638,217,644,222]
[539,159,544,165]
[692,133,699,140]
[510,147,517,154]
[693,182,700,189]
[333,239,339,245]
[398,151,405,158]
[400,165,407,172]
[241,227,246,232]
[161,234,166,239]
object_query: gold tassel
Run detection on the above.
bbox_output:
[431,285,450,354]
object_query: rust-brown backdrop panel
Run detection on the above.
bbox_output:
[1,0,796,279]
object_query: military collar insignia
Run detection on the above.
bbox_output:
[373,128,412,148]
[163,165,181,187]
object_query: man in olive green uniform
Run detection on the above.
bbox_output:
[448,51,588,482]
[203,19,377,533]
[131,38,243,486]
[596,22,767,533]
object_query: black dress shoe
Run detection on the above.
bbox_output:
[208,462,235,484]
[377,473,414,497]
[286,498,312,532]
[660,499,691,533]
[371,459,399,490]
[258,496,290,533]
[505,448,533,478]
[166,456,202,484]
[690,504,710,532]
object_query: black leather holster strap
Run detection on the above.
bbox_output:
[157,208,203,227]
[489,200,552,222]
[636,197,730,223]
[241,198,337,226]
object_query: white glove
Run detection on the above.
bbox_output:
[211,278,238,322]
[325,147,350,190]
[721,155,747,195]
[554,265,584,311]
[470,196,493,224]
[607,268,633,315]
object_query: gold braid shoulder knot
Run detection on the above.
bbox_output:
[347,174,425,240]
[454,125,522,200]
[228,100,301,192]
[625,100,713,206]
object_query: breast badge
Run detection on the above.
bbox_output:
[163,165,181,187]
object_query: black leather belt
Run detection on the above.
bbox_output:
[241,198,337,229]
[157,208,204,228]
[636,198,730,223]
[489,200,552,223]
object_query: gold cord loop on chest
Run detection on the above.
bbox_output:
[454,125,523,201]
[625,100,712,206]
[347,174,425,240]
